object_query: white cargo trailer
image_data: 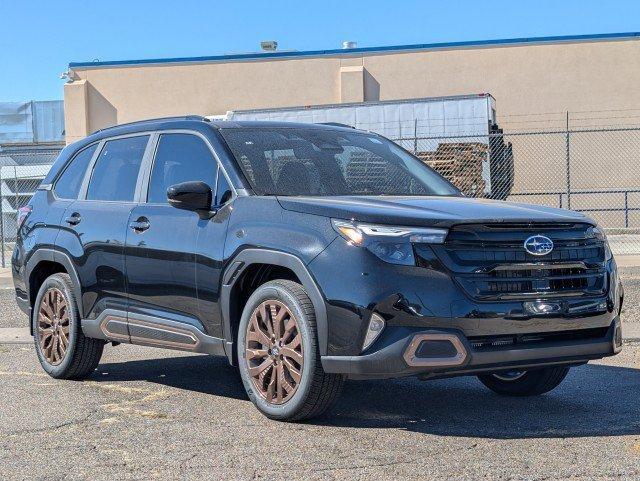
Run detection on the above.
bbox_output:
[213,93,496,139]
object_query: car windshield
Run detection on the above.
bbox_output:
[219,127,460,197]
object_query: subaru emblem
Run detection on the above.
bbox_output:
[524,235,554,256]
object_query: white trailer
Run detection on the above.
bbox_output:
[213,93,496,140]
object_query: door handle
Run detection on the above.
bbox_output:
[129,218,150,232]
[64,213,81,226]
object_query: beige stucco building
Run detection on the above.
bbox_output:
[63,32,640,144]
[61,33,640,228]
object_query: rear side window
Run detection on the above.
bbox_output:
[54,144,98,199]
[86,136,149,202]
[147,133,217,204]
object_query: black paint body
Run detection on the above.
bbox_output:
[12,118,624,379]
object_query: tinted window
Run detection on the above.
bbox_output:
[54,144,98,199]
[86,136,149,202]
[219,128,459,197]
[147,134,217,204]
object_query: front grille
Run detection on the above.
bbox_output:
[453,245,600,263]
[425,223,608,300]
[468,327,609,351]
[549,276,588,291]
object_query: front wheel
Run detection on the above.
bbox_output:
[478,366,570,396]
[237,279,344,421]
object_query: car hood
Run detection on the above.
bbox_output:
[276,195,593,228]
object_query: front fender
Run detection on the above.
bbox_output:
[220,248,330,362]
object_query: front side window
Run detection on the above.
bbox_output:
[54,144,98,199]
[86,135,149,202]
[219,128,460,197]
[147,133,217,204]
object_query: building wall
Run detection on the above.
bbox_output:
[64,37,640,144]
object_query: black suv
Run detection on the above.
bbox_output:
[13,117,623,421]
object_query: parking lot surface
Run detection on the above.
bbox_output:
[0,266,639,480]
[0,341,639,480]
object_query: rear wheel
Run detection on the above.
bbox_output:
[478,366,570,396]
[33,273,104,379]
[237,279,344,421]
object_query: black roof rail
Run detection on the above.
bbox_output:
[95,115,209,134]
[316,122,355,129]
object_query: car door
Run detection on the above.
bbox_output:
[124,131,226,335]
[57,134,151,323]
[50,142,101,249]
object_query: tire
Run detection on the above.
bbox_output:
[478,366,570,396]
[32,273,104,380]
[237,279,344,421]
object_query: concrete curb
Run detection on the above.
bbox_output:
[616,255,640,267]
[623,323,640,342]
[0,328,32,345]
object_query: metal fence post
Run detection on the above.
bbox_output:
[0,165,5,268]
[14,166,19,266]
[413,119,418,154]
[565,111,571,210]
[624,191,629,228]
[14,166,18,215]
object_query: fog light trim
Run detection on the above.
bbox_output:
[362,313,385,352]
[403,332,468,367]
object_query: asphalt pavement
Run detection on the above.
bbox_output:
[0,342,639,480]
[0,266,639,480]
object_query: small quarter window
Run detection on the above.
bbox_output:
[54,144,98,199]
[86,136,149,202]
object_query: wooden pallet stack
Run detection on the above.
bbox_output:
[416,142,488,196]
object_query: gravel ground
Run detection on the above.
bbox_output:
[0,342,639,480]
[0,288,22,329]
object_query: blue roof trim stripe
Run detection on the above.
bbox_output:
[69,32,640,69]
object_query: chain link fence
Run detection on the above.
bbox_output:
[392,126,640,255]
[0,124,639,265]
[0,145,63,267]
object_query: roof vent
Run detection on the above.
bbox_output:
[342,41,358,49]
[260,41,278,52]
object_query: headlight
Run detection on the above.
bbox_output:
[332,219,448,265]
[588,225,612,260]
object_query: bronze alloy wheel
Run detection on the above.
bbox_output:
[245,300,304,404]
[37,287,70,365]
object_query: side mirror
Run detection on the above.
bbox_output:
[167,181,212,212]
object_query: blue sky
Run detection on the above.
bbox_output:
[2,0,640,101]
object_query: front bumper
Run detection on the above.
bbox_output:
[321,316,622,380]
[309,234,624,358]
